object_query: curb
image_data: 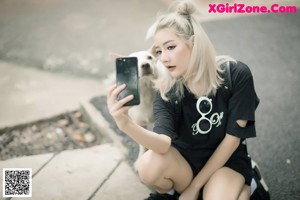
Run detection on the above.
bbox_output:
[79,99,129,158]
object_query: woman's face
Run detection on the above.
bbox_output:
[153,28,193,78]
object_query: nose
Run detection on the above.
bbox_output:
[159,51,169,63]
[142,63,150,69]
[141,63,152,76]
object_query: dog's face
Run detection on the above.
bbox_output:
[128,51,158,79]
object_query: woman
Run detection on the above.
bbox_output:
[107,1,270,199]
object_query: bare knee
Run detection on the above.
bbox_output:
[203,167,245,200]
[137,150,169,185]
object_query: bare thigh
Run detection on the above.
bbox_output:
[238,185,251,200]
[203,167,246,200]
[137,146,193,193]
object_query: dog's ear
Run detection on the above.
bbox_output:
[147,46,156,58]
[109,52,125,61]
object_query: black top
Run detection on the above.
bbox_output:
[153,61,259,151]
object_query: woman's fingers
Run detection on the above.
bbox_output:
[107,84,125,106]
[106,84,134,130]
[109,94,134,114]
[117,94,134,107]
[107,84,116,106]
[107,84,117,96]
[111,105,132,118]
[111,84,126,98]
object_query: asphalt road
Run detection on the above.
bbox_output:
[0,0,164,78]
[0,0,299,199]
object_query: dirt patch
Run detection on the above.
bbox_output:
[0,110,102,161]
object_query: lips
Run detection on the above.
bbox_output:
[166,66,176,72]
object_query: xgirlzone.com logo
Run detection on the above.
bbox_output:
[208,3,297,14]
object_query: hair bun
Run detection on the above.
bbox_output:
[176,0,196,16]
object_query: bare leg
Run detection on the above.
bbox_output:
[238,185,251,200]
[203,167,246,200]
[134,144,146,171]
[137,146,193,193]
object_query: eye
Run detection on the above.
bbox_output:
[167,45,176,50]
[147,56,153,60]
[155,50,162,56]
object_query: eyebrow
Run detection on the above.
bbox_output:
[163,40,175,45]
[153,40,175,48]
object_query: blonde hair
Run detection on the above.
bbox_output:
[147,0,231,101]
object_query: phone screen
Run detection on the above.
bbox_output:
[116,57,140,106]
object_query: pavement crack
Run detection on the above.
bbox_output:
[32,152,60,178]
[87,159,123,200]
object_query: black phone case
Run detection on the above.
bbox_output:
[116,57,140,106]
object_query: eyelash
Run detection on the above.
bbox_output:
[155,50,162,55]
[167,45,176,50]
[155,45,176,56]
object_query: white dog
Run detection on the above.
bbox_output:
[109,50,158,170]
[127,51,157,127]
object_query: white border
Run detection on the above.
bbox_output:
[3,168,32,198]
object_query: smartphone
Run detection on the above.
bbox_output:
[116,57,140,106]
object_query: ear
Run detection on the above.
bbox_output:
[109,52,125,61]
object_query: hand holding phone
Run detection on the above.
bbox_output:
[116,57,140,106]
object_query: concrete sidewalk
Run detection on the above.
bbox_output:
[0,61,105,128]
[0,94,151,200]
[0,144,150,200]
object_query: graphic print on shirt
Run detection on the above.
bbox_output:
[191,97,223,135]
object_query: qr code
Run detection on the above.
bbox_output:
[3,168,32,197]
